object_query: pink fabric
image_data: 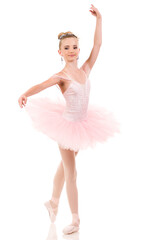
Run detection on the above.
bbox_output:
[24,73,120,151]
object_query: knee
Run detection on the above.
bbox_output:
[65,169,77,182]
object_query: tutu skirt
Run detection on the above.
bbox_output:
[24,97,120,151]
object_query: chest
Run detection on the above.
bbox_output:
[58,78,90,96]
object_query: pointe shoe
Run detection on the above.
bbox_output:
[44,200,57,223]
[62,224,79,235]
[63,214,80,235]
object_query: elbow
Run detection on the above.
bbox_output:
[94,42,102,47]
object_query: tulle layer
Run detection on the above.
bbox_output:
[24,97,120,151]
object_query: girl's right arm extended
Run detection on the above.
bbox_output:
[18,74,61,108]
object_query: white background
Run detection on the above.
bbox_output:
[0,0,160,239]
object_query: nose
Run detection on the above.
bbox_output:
[68,53,75,56]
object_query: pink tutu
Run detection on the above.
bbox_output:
[24,97,120,151]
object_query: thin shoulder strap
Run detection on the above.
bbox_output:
[52,73,71,91]
[53,70,88,83]
[53,72,72,81]
[81,70,88,80]
[61,71,73,81]
[62,70,88,82]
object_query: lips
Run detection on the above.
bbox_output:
[68,55,75,57]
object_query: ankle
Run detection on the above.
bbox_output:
[49,197,59,215]
[50,196,59,207]
[72,213,80,226]
[51,196,59,205]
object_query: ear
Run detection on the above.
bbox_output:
[58,49,62,56]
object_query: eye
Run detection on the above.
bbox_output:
[65,47,69,50]
[74,47,77,49]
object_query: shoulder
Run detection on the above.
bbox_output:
[53,71,63,78]
[53,71,70,86]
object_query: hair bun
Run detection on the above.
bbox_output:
[58,31,74,40]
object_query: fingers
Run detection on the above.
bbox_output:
[18,96,27,108]
[22,97,27,107]
[24,96,27,105]
[90,4,96,10]
[89,4,101,18]
[22,99,26,107]
[19,99,24,108]
[89,4,97,15]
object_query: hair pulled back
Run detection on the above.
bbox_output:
[58,31,79,49]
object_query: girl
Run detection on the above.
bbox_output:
[18,4,120,235]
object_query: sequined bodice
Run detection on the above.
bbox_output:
[55,70,91,121]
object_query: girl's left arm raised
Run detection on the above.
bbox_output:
[81,4,102,75]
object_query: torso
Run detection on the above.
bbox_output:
[57,68,88,95]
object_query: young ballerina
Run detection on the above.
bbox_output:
[18,4,120,235]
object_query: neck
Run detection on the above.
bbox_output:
[64,60,79,71]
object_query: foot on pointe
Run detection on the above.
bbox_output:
[44,197,59,223]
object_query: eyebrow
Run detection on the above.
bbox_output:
[64,45,77,47]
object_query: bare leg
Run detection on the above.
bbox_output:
[49,148,79,216]
[58,145,80,227]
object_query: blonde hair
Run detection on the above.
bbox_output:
[58,31,79,49]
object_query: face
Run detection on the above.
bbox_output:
[58,37,80,62]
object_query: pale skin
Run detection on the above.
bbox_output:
[18,4,102,225]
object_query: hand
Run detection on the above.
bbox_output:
[89,4,102,19]
[18,94,27,108]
